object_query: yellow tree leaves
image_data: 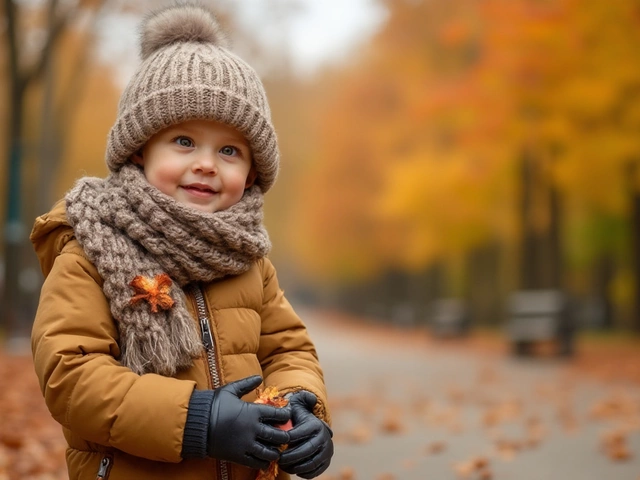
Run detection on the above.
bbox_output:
[482,0,640,211]
[285,0,640,284]
[289,69,391,282]
[54,27,118,196]
[290,0,513,282]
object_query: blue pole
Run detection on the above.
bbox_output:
[2,137,26,344]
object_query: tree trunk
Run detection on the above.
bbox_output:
[519,150,538,289]
[36,16,60,217]
[466,242,502,326]
[1,0,108,342]
[631,187,640,332]
[548,182,562,289]
[2,83,29,344]
[593,253,614,329]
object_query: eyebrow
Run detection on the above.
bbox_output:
[219,135,250,146]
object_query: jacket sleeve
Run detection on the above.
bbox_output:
[256,258,331,425]
[31,248,197,463]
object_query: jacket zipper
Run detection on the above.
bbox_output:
[191,285,230,480]
[192,286,222,389]
[96,455,111,480]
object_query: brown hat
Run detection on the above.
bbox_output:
[106,3,279,192]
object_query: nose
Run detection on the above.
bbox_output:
[192,152,217,175]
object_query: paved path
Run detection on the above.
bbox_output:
[301,309,640,480]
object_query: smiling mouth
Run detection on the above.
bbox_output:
[182,185,217,197]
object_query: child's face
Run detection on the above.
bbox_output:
[133,119,257,214]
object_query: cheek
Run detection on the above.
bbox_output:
[225,167,253,194]
[145,164,181,194]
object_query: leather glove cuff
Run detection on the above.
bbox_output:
[181,390,215,459]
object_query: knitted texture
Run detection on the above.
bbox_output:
[65,164,271,376]
[181,390,215,459]
[106,3,279,192]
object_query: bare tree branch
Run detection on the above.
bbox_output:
[3,0,20,93]
[57,0,110,123]
[22,0,68,86]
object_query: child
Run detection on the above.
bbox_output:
[29,3,333,480]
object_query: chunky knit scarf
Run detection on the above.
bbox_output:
[65,163,271,376]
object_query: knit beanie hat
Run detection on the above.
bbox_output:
[105,2,279,192]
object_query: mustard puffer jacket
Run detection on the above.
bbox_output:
[30,200,330,480]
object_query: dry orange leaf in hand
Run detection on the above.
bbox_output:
[129,273,175,313]
[255,386,289,408]
[254,386,291,480]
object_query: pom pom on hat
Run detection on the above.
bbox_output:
[139,3,228,60]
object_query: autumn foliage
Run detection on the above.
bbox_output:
[5,0,640,327]
[271,0,640,327]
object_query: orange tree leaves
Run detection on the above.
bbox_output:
[287,0,640,286]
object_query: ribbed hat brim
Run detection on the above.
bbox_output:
[106,85,279,192]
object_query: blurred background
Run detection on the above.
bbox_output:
[2,0,640,346]
[3,1,640,479]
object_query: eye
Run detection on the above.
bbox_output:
[220,145,238,156]
[174,136,194,148]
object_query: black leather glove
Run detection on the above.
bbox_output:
[278,391,333,479]
[207,375,291,470]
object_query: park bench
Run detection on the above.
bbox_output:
[505,289,575,356]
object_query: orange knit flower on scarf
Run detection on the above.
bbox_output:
[129,274,175,313]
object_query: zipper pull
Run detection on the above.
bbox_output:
[96,456,110,479]
[201,317,213,349]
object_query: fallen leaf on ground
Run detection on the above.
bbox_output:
[453,456,490,478]
[380,408,405,434]
[338,466,356,479]
[600,429,633,462]
[425,441,447,455]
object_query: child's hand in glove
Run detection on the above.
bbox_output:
[207,376,291,470]
[277,391,333,479]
